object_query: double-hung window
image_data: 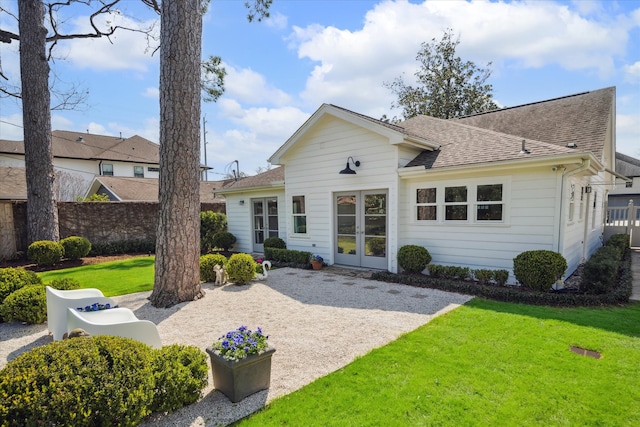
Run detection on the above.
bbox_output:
[134,166,144,178]
[444,186,468,221]
[416,188,437,221]
[292,196,306,234]
[476,184,503,221]
[102,164,113,176]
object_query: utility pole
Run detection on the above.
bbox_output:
[202,115,208,181]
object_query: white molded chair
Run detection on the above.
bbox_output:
[46,286,117,341]
[66,307,163,349]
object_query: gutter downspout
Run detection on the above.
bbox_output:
[556,159,591,257]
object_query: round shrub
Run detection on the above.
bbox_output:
[60,236,92,260]
[0,267,42,305]
[0,284,47,324]
[27,240,64,267]
[150,344,208,413]
[200,254,228,282]
[397,245,432,274]
[0,336,155,426]
[513,250,567,292]
[474,269,493,284]
[226,253,257,285]
[48,277,82,290]
[211,231,237,252]
[263,237,286,249]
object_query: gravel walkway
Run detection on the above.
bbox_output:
[0,267,473,426]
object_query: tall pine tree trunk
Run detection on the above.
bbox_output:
[150,0,203,307]
[19,0,59,243]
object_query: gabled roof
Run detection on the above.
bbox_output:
[0,130,160,164]
[454,87,615,160]
[216,167,285,193]
[89,176,227,202]
[0,167,27,200]
[616,152,640,178]
[268,104,441,164]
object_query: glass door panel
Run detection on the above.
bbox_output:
[252,198,278,252]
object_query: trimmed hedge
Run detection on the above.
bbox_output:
[372,248,632,307]
[89,239,156,256]
[263,237,286,249]
[200,211,227,254]
[0,268,42,306]
[264,247,312,268]
[580,245,620,294]
[211,232,237,252]
[0,284,47,324]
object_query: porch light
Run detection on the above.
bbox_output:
[339,157,361,175]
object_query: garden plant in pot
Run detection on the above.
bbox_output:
[310,254,323,270]
[206,326,275,402]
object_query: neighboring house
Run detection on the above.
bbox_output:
[217,87,617,284]
[0,130,162,201]
[84,175,227,207]
[604,152,640,246]
[0,167,27,201]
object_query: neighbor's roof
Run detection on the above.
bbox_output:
[454,87,615,160]
[0,167,27,200]
[91,176,227,202]
[215,167,285,193]
[616,152,640,178]
[0,130,160,164]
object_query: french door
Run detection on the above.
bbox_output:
[252,198,278,252]
[334,190,387,269]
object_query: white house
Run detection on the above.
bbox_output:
[216,87,618,283]
[0,130,161,201]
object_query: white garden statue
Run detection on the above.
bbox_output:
[255,260,271,280]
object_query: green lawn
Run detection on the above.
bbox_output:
[37,256,155,296]
[236,299,640,426]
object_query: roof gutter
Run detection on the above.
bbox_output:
[604,167,632,183]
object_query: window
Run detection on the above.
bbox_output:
[292,195,306,234]
[476,184,503,221]
[134,166,144,178]
[444,186,467,220]
[148,166,159,172]
[592,192,597,229]
[102,164,113,176]
[416,188,437,220]
[568,184,575,222]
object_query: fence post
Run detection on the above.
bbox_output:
[627,200,634,235]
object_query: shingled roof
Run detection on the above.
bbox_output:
[616,152,640,178]
[0,130,159,163]
[93,176,227,202]
[216,167,285,192]
[454,87,614,161]
[0,167,27,200]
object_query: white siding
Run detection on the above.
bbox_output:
[280,115,402,268]
[399,166,560,283]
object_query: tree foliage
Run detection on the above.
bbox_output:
[385,29,498,120]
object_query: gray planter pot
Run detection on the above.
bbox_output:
[206,347,276,403]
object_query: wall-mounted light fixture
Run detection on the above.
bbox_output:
[339,157,361,175]
[239,200,245,205]
[584,186,592,194]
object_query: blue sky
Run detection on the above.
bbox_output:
[1,0,639,179]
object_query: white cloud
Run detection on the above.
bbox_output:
[265,12,288,30]
[0,114,23,141]
[225,65,292,106]
[289,0,636,116]
[142,87,159,99]
[616,113,640,158]
[624,61,640,83]
[60,13,159,72]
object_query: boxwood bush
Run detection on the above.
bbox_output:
[0,336,156,426]
[151,344,209,413]
[0,284,47,324]
[60,236,92,260]
[580,245,620,294]
[200,211,227,253]
[513,250,567,292]
[27,240,64,267]
[211,232,237,252]
[397,245,432,274]
[199,254,228,283]
[0,267,42,306]
[226,253,257,285]
[263,236,286,249]
[264,248,312,266]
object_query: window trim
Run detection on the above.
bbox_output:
[291,195,307,235]
[101,163,114,176]
[134,166,144,178]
